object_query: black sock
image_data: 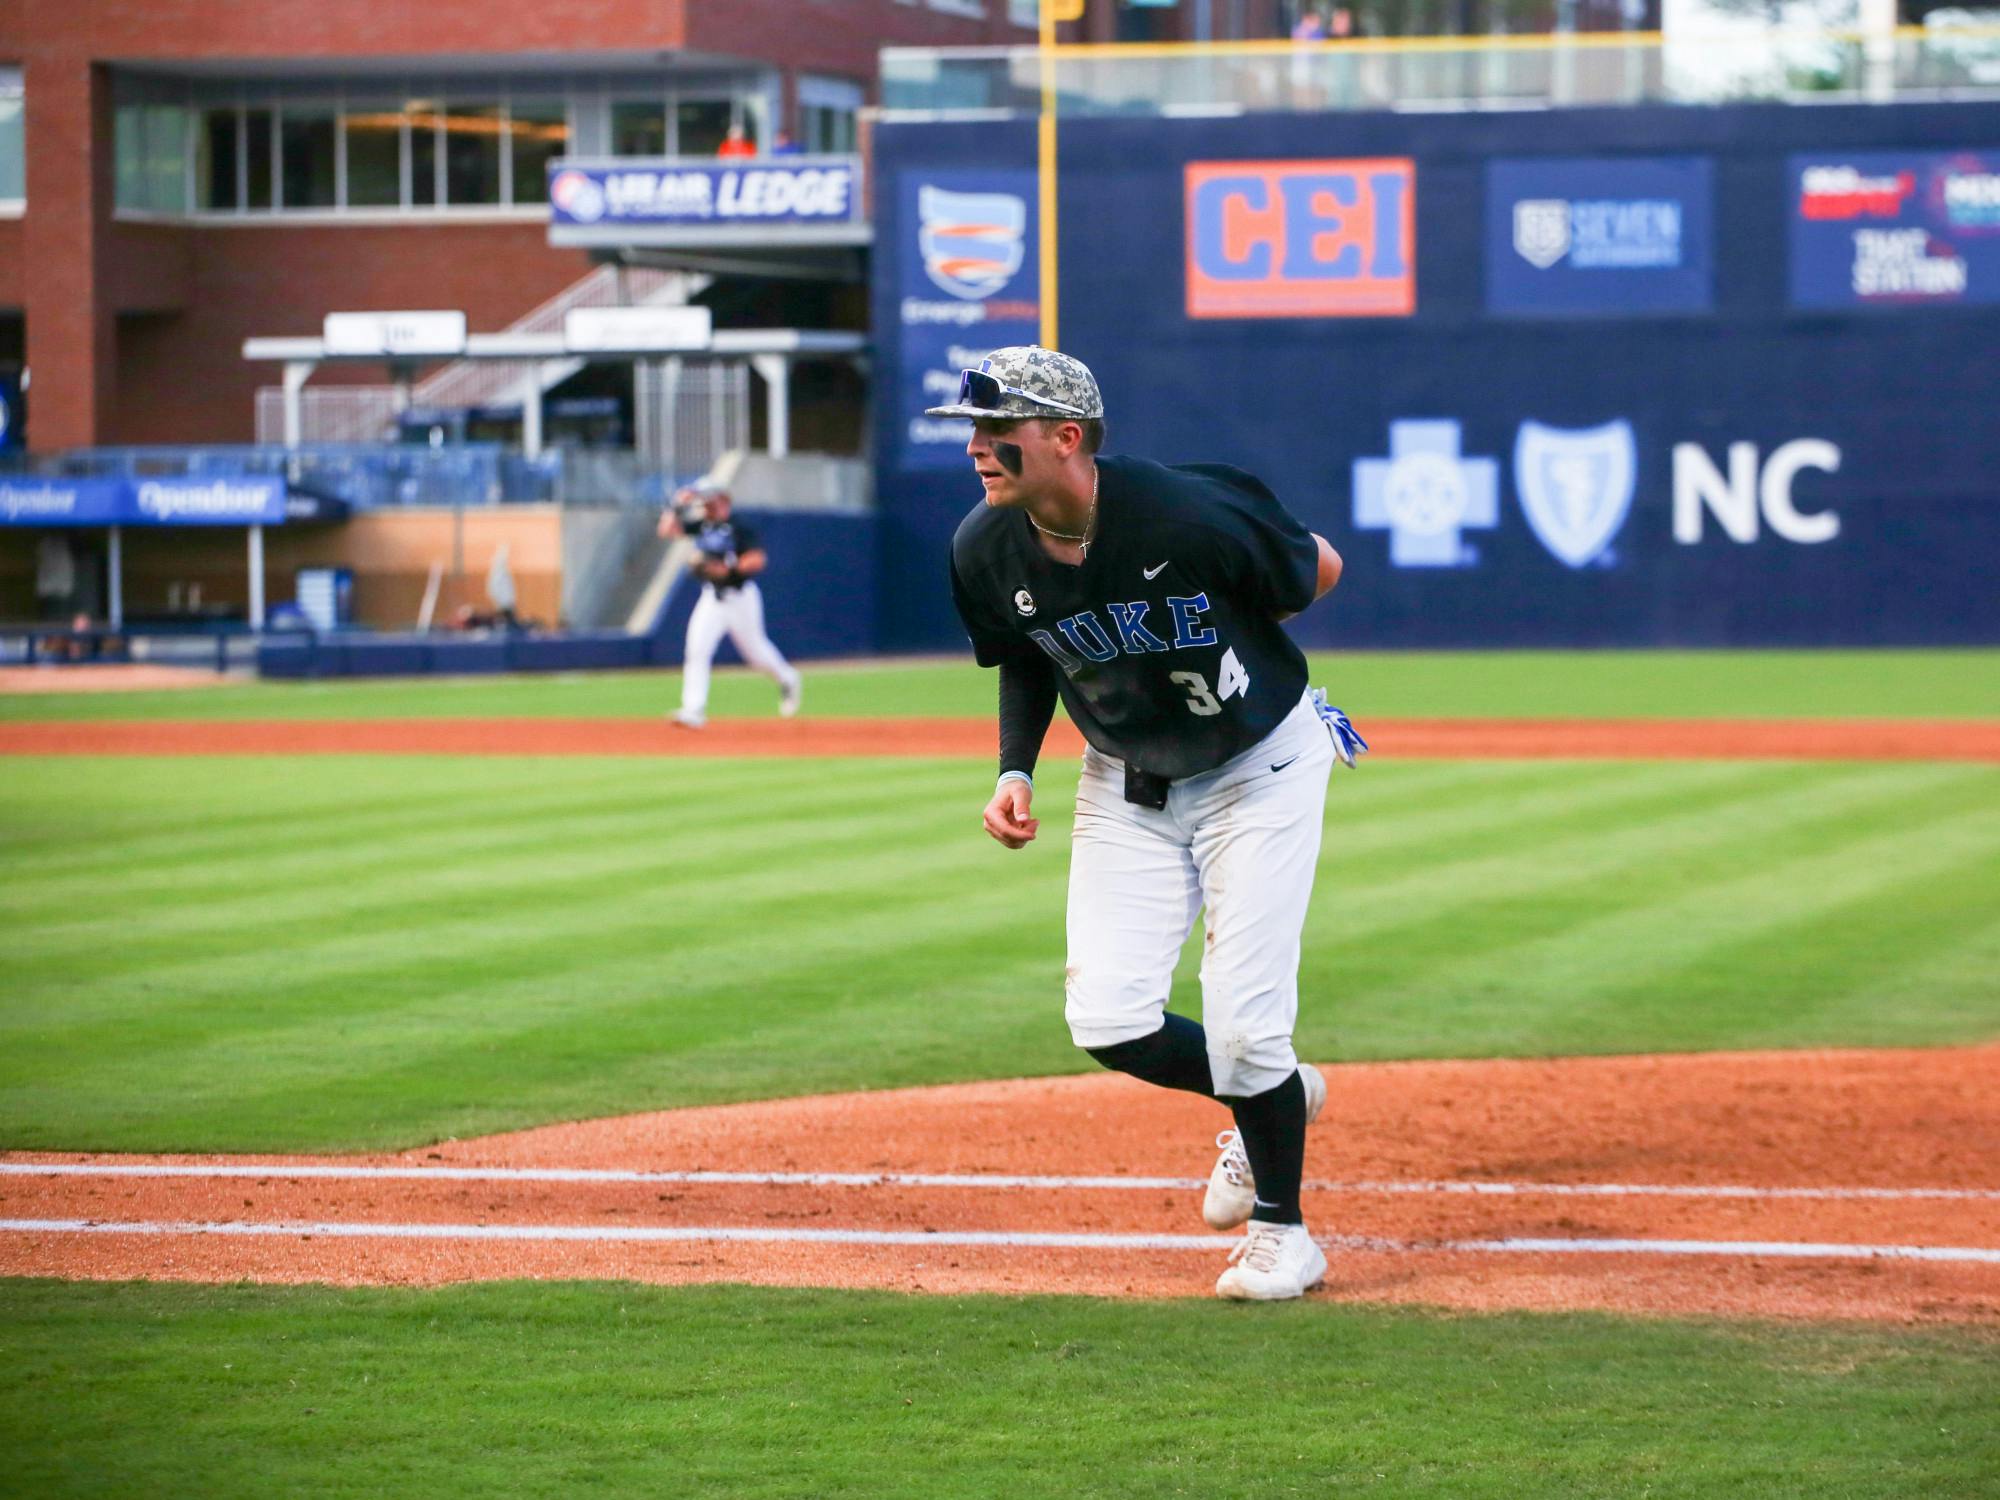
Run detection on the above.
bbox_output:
[1221,1069,1307,1225]
[1084,1013,1215,1098]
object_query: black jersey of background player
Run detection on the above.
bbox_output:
[949,454,1320,780]
[692,517,760,592]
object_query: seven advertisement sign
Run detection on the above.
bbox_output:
[1486,157,1715,315]
[1789,150,2000,307]
[1185,159,1415,318]
[896,171,1041,470]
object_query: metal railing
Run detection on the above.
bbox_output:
[880,25,2000,116]
[252,264,713,445]
[46,444,679,510]
[635,360,751,482]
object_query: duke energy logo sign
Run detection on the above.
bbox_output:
[897,170,1040,468]
[1185,159,1415,318]
[919,186,1026,300]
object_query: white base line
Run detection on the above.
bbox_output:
[4,1163,1995,1203]
[2,1219,1997,1264]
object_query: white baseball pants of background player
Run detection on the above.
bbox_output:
[1062,689,1335,1098]
[678,581,801,720]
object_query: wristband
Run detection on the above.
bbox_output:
[996,770,1034,793]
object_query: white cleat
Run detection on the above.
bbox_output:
[670,708,706,730]
[779,679,803,719]
[1201,1065,1329,1230]
[1203,1129,1256,1230]
[1215,1221,1328,1302]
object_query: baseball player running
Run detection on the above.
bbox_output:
[660,486,803,729]
[935,346,1365,1301]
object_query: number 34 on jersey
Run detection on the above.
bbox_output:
[1172,649,1250,716]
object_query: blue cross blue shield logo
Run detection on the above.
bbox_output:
[1352,421,1500,568]
[1512,419,1637,568]
[919,186,1027,300]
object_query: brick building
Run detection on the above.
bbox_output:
[1,0,1282,455]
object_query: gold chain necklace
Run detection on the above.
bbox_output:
[1029,464,1099,554]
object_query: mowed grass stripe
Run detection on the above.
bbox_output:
[3,783,1035,1055]
[1305,794,2000,1060]
[1597,849,2000,1044]
[3,756,1997,1151]
[1,761,1833,1025]
[0,758,981,945]
[0,755,887,888]
[4,648,1998,721]
[1300,762,1979,952]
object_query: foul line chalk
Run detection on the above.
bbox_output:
[1,1219,1997,1264]
[3,1162,1996,1203]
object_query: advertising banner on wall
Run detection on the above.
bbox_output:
[0,476,288,528]
[0,371,23,454]
[892,170,1043,471]
[1485,156,1715,314]
[547,158,865,246]
[1789,150,2000,307]
[873,104,2000,651]
[1184,158,1415,318]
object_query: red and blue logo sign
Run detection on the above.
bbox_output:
[1185,158,1415,318]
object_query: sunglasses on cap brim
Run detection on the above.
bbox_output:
[955,368,1090,418]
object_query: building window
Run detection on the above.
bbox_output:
[800,105,856,153]
[280,104,337,210]
[245,107,275,210]
[442,101,503,205]
[612,99,667,155]
[798,76,863,154]
[408,100,440,206]
[343,101,402,208]
[509,101,568,206]
[0,68,23,206]
[195,108,239,210]
[114,101,190,214]
[676,98,735,155]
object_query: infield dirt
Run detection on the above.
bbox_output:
[6,1047,1995,1323]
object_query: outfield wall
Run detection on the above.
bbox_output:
[871,102,2000,651]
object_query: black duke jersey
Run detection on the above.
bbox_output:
[693,518,761,592]
[949,454,1320,780]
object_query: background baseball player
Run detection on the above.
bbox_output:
[660,486,803,729]
[937,346,1365,1301]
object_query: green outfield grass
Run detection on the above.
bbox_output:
[4,648,1999,722]
[4,653,1997,1492]
[3,750,1996,1152]
[1,1281,1993,1499]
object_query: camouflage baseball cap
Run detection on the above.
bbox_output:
[924,346,1105,421]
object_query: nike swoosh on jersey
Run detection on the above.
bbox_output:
[1269,755,1301,774]
[1142,561,1169,579]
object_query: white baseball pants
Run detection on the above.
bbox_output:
[678,581,801,717]
[1063,689,1335,1098]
